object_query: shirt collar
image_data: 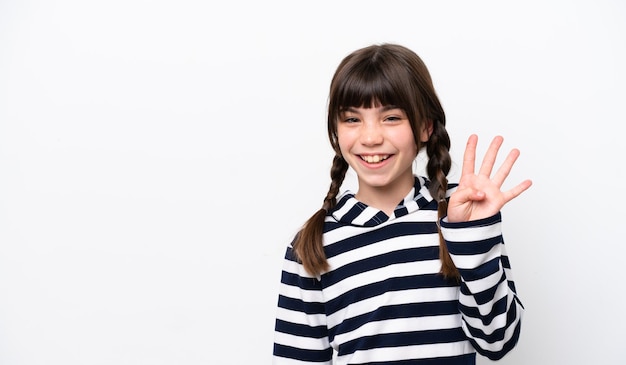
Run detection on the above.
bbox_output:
[330,175,435,227]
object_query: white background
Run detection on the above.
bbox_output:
[1,1,625,364]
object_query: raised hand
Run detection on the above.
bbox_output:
[447,134,532,223]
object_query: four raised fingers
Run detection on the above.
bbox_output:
[462,133,531,196]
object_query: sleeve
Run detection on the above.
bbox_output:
[439,212,524,361]
[273,243,333,365]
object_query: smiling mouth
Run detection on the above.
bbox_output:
[360,155,390,164]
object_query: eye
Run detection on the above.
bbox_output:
[342,116,360,123]
[382,107,408,123]
[383,115,405,123]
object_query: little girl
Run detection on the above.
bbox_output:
[273,43,532,365]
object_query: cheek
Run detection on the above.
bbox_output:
[409,136,419,153]
[336,129,353,151]
[391,129,418,154]
[405,141,419,159]
[337,139,351,157]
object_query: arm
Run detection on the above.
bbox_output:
[440,213,523,360]
[442,134,531,359]
[273,244,333,364]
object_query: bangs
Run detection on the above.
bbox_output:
[334,68,405,110]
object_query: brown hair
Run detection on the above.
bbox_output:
[293,44,459,280]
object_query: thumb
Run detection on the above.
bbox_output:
[451,187,485,205]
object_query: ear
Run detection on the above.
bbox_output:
[420,120,434,142]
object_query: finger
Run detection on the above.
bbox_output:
[478,135,503,177]
[502,179,533,204]
[450,186,486,207]
[461,134,478,177]
[491,148,520,188]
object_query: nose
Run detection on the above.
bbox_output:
[360,122,383,146]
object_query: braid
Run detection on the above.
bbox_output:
[323,155,349,211]
[294,155,349,275]
[426,122,460,281]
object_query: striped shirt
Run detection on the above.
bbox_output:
[273,176,523,365]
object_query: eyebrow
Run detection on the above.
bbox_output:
[380,105,401,112]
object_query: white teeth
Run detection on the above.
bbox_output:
[361,155,389,163]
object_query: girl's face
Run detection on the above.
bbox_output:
[337,105,429,205]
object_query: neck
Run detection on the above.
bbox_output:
[355,175,415,216]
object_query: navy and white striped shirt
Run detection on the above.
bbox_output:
[274,176,523,364]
